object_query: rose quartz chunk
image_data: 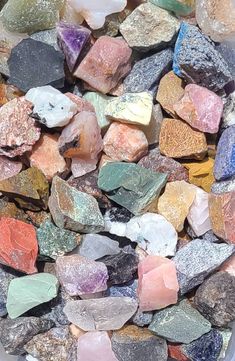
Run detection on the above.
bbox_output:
[0,156,22,181]
[74,36,132,94]
[174,84,223,134]
[138,255,179,311]
[77,331,118,361]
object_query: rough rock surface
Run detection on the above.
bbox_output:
[214,125,235,181]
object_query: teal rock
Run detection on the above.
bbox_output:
[37,220,80,260]
[150,0,195,16]
[98,162,167,215]
[49,176,104,233]
[6,273,59,319]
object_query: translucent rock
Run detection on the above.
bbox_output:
[69,0,127,30]
[187,187,211,237]
[63,297,138,331]
[83,92,113,132]
[78,234,120,260]
[131,309,153,327]
[214,125,235,181]
[0,156,22,181]
[150,0,195,16]
[25,86,78,128]
[60,0,84,26]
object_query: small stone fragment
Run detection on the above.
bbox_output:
[214,125,235,181]
[222,90,235,128]
[49,176,104,233]
[26,210,51,228]
[168,345,189,361]
[98,162,167,215]
[150,0,195,16]
[183,158,215,192]
[0,199,28,222]
[79,234,120,260]
[56,255,108,296]
[0,156,22,181]
[103,122,148,162]
[65,92,95,112]
[30,28,60,51]
[74,36,132,94]
[0,83,23,106]
[220,254,235,276]
[0,265,18,317]
[149,299,211,344]
[106,280,137,299]
[132,309,153,327]
[218,328,233,360]
[141,103,163,145]
[63,297,138,331]
[138,255,179,311]
[104,207,133,236]
[187,187,211,237]
[173,239,235,294]
[8,38,65,92]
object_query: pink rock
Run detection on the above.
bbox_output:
[138,255,179,311]
[77,331,118,361]
[74,36,132,94]
[71,157,97,177]
[0,156,22,181]
[65,92,95,113]
[174,84,223,134]
[220,255,235,276]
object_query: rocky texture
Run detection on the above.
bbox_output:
[104,207,133,236]
[138,255,179,311]
[56,255,108,296]
[0,199,28,222]
[214,125,235,181]
[103,122,148,162]
[194,271,235,327]
[65,92,94,112]
[30,28,59,51]
[173,22,232,92]
[159,118,207,160]
[49,176,104,233]
[142,103,163,145]
[132,309,153,327]
[83,92,112,131]
[79,234,120,260]
[124,48,173,95]
[0,265,18,317]
[187,187,211,237]
[150,0,195,16]
[74,36,132,94]
[174,239,235,294]
[98,162,167,215]
[111,325,168,361]
[149,299,211,344]
[106,280,137,300]
[0,83,23,106]
[120,3,180,52]
[222,90,235,128]
[0,156,22,181]
[63,297,138,331]
[183,158,214,192]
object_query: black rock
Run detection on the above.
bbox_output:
[8,38,65,92]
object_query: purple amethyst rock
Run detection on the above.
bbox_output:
[214,125,235,181]
[57,22,91,72]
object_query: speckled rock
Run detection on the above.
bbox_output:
[0,156,22,181]
[30,28,59,51]
[106,280,137,299]
[214,125,235,181]
[78,234,120,260]
[0,265,18,317]
[0,199,28,222]
[187,187,211,237]
[132,309,153,327]
[183,158,215,192]
[141,103,163,145]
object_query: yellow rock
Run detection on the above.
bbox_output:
[183,158,215,192]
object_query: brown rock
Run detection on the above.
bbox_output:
[0,83,23,106]
[0,198,28,221]
[26,210,51,227]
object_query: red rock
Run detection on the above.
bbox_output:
[65,92,95,113]
[74,36,132,94]
[168,345,189,361]
[0,217,38,274]
[0,156,22,181]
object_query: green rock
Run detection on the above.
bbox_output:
[37,220,80,260]
[1,0,64,34]
[150,0,195,16]
[98,162,167,215]
[6,273,59,319]
[148,299,211,344]
[83,92,113,132]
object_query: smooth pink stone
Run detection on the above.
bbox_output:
[74,36,132,94]
[138,255,179,311]
[174,84,223,134]
[77,331,118,361]
[0,156,22,181]
[65,92,95,113]
[220,255,235,276]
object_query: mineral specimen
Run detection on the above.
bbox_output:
[0,265,18,317]
[187,187,211,237]
[30,28,59,51]
[0,156,22,181]
[78,234,120,260]
[183,158,215,192]
[83,92,113,131]
[142,103,163,145]
[150,0,195,16]
[214,125,235,181]
[0,83,23,106]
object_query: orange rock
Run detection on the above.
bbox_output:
[103,122,148,162]
[65,92,95,113]
[0,84,23,106]
[69,324,86,338]
[0,217,38,274]
[168,345,189,361]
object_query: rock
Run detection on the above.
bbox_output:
[0,217,38,274]
[8,38,65,92]
[98,162,167,215]
[222,91,235,128]
[60,0,84,26]
[0,97,40,158]
[183,158,215,192]
[26,210,51,227]
[220,254,235,276]
[63,297,138,331]
[0,83,23,106]
[69,0,127,29]
[187,187,211,237]
[0,199,28,222]
[158,181,196,232]
[105,92,153,126]
[66,92,94,112]
[57,22,91,72]
[150,0,195,16]
[142,103,163,145]
[120,3,179,52]
[37,220,80,260]
[74,36,132,94]
[30,28,59,51]
[104,207,133,236]
[132,309,153,327]
[0,265,18,317]
[24,326,75,361]
[138,148,189,182]
[159,118,207,160]
[194,271,235,327]
[124,48,173,95]
[217,43,235,84]
[83,92,113,132]
[78,234,120,260]
[0,156,22,181]
[149,299,211,344]
[56,255,108,296]
[49,176,104,233]
[173,22,232,92]
[6,273,59,319]
[111,325,168,361]
[138,255,179,311]
[218,328,233,360]
[173,239,235,294]
[174,84,223,134]
[214,125,235,181]
[156,70,185,117]
[0,317,54,355]
[125,213,178,257]
[106,280,138,299]
[211,177,235,194]
[103,122,148,162]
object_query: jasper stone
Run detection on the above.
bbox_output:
[98,162,167,215]
[214,125,235,181]
[0,156,22,181]
[183,158,215,192]
[159,118,207,160]
[49,176,104,233]
[74,36,132,94]
[79,234,120,260]
[8,38,65,92]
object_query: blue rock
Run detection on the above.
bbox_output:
[132,309,153,327]
[214,125,235,180]
[105,280,138,299]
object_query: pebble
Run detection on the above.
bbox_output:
[214,125,235,181]
[187,187,211,237]
[150,0,195,16]
[63,297,138,331]
[83,91,113,131]
[148,299,211,344]
[183,158,215,192]
[78,234,120,260]
[0,155,22,181]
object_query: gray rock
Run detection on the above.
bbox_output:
[148,299,211,344]
[0,265,18,316]
[211,177,235,194]
[78,233,120,260]
[217,43,235,81]
[173,239,235,294]
[105,280,138,299]
[30,29,60,51]
[132,309,153,327]
[222,91,235,128]
[201,230,220,243]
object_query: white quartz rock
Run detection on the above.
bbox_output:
[187,187,211,237]
[25,86,78,128]
[78,234,120,260]
[68,0,127,29]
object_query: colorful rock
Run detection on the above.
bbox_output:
[150,0,195,16]
[214,126,235,181]
[183,158,215,192]
[0,156,22,181]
